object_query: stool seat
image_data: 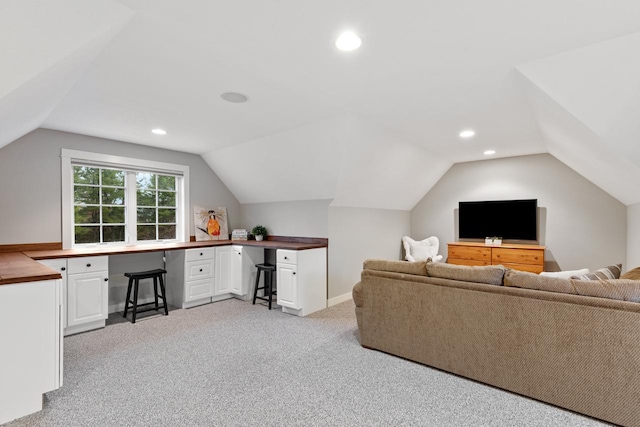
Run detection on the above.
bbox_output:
[125,268,167,280]
[253,263,277,310]
[123,268,168,323]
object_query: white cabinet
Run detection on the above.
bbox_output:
[67,270,108,327]
[66,256,109,335]
[166,248,216,308]
[276,262,297,308]
[215,246,233,295]
[37,259,68,329]
[215,245,249,296]
[38,255,109,336]
[0,279,63,424]
[276,248,327,316]
[230,246,243,295]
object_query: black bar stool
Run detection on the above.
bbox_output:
[252,263,277,310]
[123,268,168,323]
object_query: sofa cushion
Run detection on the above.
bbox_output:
[570,279,640,303]
[621,266,640,280]
[571,264,622,280]
[539,268,589,279]
[363,259,427,276]
[505,270,575,294]
[426,262,505,285]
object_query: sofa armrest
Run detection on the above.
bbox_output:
[352,281,363,307]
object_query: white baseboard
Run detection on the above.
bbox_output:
[328,292,352,307]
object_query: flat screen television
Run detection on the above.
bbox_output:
[458,199,537,241]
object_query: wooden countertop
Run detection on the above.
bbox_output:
[0,252,62,285]
[24,239,327,260]
[0,237,327,285]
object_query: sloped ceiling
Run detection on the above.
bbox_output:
[518,32,640,205]
[3,1,640,209]
[0,0,133,149]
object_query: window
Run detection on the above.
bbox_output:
[62,149,190,248]
[135,172,177,241]
[73,166,126,244]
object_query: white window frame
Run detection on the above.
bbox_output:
[61,149,190,249]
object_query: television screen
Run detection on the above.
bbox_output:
[458,199,537,241]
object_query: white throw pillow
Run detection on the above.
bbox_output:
[539,268,589,279]
[402,236,443,263]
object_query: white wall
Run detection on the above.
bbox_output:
[240,200,330,237]
[628,203,640,271]
[328,206,410,300]
[0,129,241,244]
[239,201,410,301]
[411,154,627,272]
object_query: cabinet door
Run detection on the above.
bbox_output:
[277,264,298,309]
[215,247,232,295]
[230,247,243,295]
[67,271,108,327]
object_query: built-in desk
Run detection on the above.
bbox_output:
[17,237,328,334]
[0,237,326,423]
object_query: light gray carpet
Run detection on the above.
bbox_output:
[7,299,607,426]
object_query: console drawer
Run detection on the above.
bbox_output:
[492,248,543,266]
[447,258,490,267]
[502,262,544,273]
[448,245,491,261]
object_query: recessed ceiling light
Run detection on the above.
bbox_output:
[335,31,362,51]
[221,92,249,103]
[459,130,475,138]
[151,128,167,135]
[484,150,496,155]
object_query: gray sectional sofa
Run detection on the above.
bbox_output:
[353,260,640,426]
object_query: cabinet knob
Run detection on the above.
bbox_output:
[86,263,92,267]
[104,278,109,282]
[61,267,66,271]
[293,272,296,275]
[200,252,203,256]
[284,257,288,260]
[199,269,203,272]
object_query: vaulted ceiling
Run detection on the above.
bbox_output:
[3,1,640,209]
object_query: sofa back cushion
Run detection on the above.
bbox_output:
[504,270,575,294]
[570,279,640,303]
[363,259,427,276]
[505,270,640,303]
[426,262,505,285]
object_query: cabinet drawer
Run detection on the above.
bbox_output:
[447,245,491,261]
[186,248,215,262]
[447,258,490,267]
[186,260,214,281]
[185,278,214,302]
[502,262,544,273]
[67,256,108,274]
[277,250,297,264]
[492,248,543,266]
[38,259,67,273]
